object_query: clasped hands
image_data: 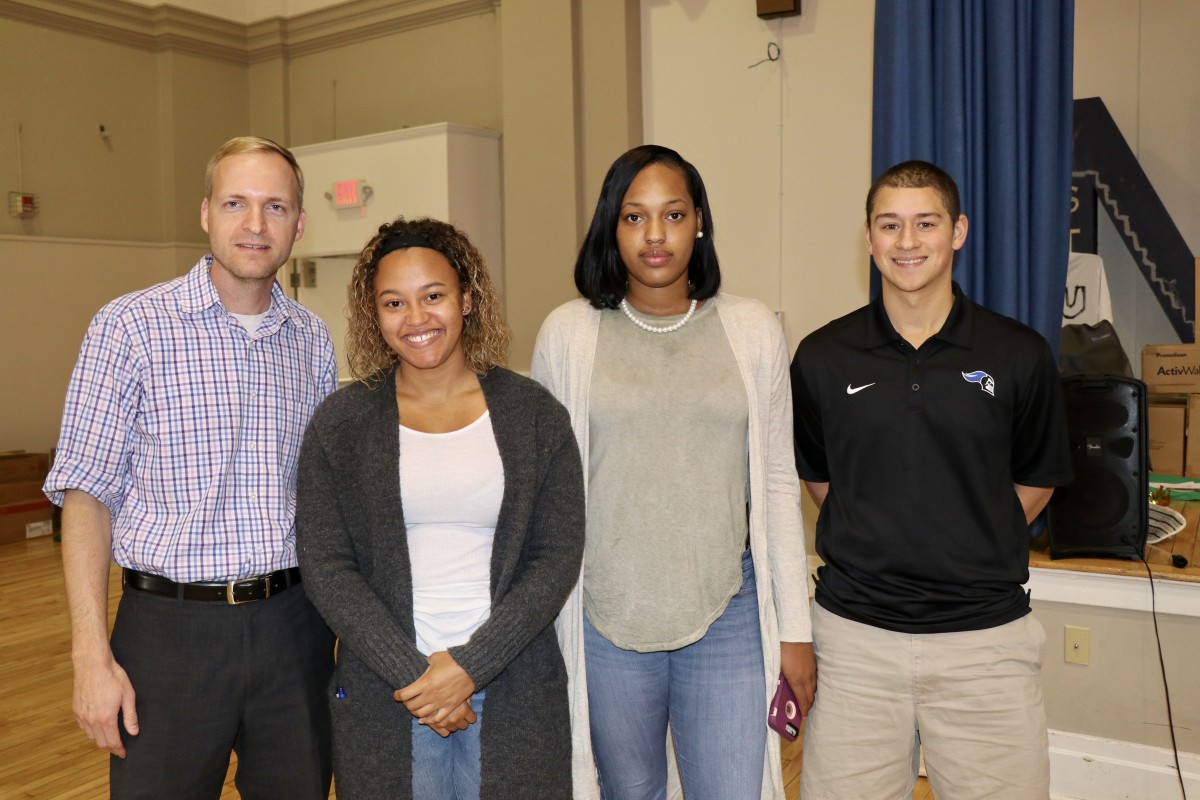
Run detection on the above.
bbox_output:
[394,650,476,738]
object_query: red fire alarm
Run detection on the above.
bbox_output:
[8,191,38,218]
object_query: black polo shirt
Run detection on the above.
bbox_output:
[791,284,1073,634]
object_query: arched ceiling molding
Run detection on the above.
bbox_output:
[0,0,499,63]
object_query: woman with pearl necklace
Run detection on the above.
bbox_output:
[533,145,815,800]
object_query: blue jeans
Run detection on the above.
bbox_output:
[585,550,766,800]
[411,690,485,800]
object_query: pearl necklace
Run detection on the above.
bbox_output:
[619,298,699,334]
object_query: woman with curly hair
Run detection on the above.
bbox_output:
[296,216,584,799]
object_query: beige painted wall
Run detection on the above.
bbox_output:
[1133,1,1200,256]
[577,0,643,227]
[0,238,207,453]
[1035,600,1200,754]
[497,0,582,369]
[159,50,252,241]
[248,57,291,145]
[0,21,249,246]
[0,21,165,241]
[642,0,874,350]
[287,13,501,146]
[1074,0,1141,146]
[778,4,877,340]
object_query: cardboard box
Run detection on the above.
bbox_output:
[1186,395,1200,478]
[0,479,45,506]
[1142,344,1200,393]
[0,499,53,544]
[1148,397,1186,476]
[0,452,50,484]
[1194,256,1200,343]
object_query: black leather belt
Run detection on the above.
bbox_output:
[122,567,301,604]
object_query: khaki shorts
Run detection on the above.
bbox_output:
[800,603,1050,800]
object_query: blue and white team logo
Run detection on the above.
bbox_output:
[961,370,995,396]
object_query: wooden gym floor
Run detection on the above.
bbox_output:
[0,535,933,799]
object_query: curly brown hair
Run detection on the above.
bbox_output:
[346,216,510,382]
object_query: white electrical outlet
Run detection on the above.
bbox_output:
[1064,625,1090,665]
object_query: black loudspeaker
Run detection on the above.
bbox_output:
[1048,376,1148,559]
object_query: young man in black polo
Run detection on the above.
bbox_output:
[790,160,1073,799]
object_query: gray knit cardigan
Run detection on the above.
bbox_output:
[296,366,584,799]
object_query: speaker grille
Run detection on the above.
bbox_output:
[1048,376,1148,559]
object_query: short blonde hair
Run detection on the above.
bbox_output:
[347,217,510,382]
[205,136,305,207]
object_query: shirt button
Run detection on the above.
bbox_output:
[250,391,257,398]
[911,383,920,391]
[249,492,258,501]
[247,442,256,450]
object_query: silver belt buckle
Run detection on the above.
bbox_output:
[226,576,270,605]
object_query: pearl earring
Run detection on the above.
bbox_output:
[696,231,704,239]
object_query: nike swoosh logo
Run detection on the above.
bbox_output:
[846,383,876,395]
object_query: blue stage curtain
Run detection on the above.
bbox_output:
[871,0,1074,353]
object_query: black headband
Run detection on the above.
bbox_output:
[375,231,441,262]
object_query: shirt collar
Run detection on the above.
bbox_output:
[865,281,974,350]
[176,254,304,329]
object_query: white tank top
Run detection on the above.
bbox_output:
[399,411,503,655]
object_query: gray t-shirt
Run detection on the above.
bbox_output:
[585,300,749,651]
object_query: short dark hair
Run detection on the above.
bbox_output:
[866,160,961,223]
[575,145,720,309]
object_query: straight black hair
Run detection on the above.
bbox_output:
[574,145,720,309]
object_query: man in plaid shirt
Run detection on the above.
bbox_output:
[45,137,338,799]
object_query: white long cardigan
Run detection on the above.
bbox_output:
[532,293,812,800]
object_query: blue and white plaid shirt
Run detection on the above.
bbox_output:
[45,256,338,582]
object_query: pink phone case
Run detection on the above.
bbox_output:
[768,672,802,741]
